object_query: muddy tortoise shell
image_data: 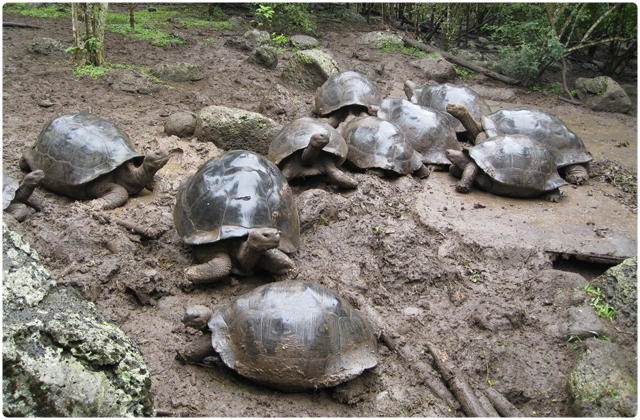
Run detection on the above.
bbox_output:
[267,117,348,166]
[342,116,424,175]
[21,112,143,196]
[482,107,593,169]
[378,98,461,165]
[410,83,491,133]
[469,134,567,197]
[173,150,299,253]
[207,280,378,391]
[315,71,382,116]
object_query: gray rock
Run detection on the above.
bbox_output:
[589,257,637,334]
[224,37,253,52]
[259,83,310,120]
[409,56,457,83]
[357,31,403,49]
[2,223,153,417]
[335,9,367,24]
[151,62,205,82]
[469,84,517,103]
[228,16,250,32]
[29,37,66,55]
[290,35,319,49]
[280,49,340,91]
[164,112,196,138]
[569,339,637,417]
[105,68,162,95]
[248,45,278,69]
[244,28,270,47]
[195,106,282,155]
[574,76,632,113]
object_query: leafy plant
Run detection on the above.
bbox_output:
[584,285,616,323]
[453,64,474,79]
[270,33,289,50]
[252,5,274,28]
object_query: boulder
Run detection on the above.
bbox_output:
[2,224,154,417]
[29,37,66,55]
[259,83,310,120]
[224,37,253,52]
[248,45,278,69]
[574,76,632,113]
[244,28,270,47]
[290,35,319,49]
[409,57,457,83]
[280,49,340,91]
[105,68,162,95]
[228,16,250,32]
[469,84,517,103]
[164,112,196,138]
[151,62,205,82]
[589,257,637,334]
[569,339,637,417]
[335,9,367,24]
[357,31,403,49]
[195,106,282,155]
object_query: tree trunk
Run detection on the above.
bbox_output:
[128,3,137,29]
[71,3,108,67]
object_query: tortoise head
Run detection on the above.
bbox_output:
[183,305,214,330]
[247,228,281,252]
[143,149,170,171]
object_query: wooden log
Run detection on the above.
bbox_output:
[426,341,489,417]
[352,295,461,411]
[3,22,42,29]
[485,387,524,417]
[477,392,501,417]
[402,36,521,86]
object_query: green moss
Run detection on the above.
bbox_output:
[3,3,71,19]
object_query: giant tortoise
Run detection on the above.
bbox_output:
[20,112,169,209]
[173,150,300,284]
[181,280,378,391]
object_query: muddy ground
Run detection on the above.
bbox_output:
[3,5,637,417]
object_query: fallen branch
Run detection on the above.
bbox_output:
[556,96,582,106]
[402,36,521,86]
[3,22,42,29]
[91,212,165,239]
[351,295,461,412]
[485,387,524,417]
[426,341,489,417]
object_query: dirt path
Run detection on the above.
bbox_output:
[3,8,637,417]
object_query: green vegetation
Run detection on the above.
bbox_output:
[3,3,71,18]
[253,4,316,35]
[380,41,433,59]
[584,285,616,323]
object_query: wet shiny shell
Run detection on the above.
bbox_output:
[208,280,378,391]
[2,174,19,210]
[342,116,424,175]
[470,134,567,195]
[411,83,491,133]
[22,113,143,194]
[378,98,461,165]
[268,117,348,166]
[173,150,299,253]
[482,107,593,168]
[315,71,382,116]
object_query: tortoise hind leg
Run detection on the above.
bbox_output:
[186,251,233,284]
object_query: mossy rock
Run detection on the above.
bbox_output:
[589,256,637,334]
[280,50,339,91]
[195,106,282,155]
[2,224,154,417]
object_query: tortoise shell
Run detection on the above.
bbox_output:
[2,174,19,210]
[378,98,461,165]
[482,107,593,168]
[267,117,348,166]
[469,134,567,197]
[410,83,491,133]
[315,71,382,116]
[173,150,299,253]
[207,280,378,391]
[22,113,143,195]
[342,116,424,175]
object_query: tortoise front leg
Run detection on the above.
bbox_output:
[179,332,217,363]
[186,251,233,284]
[446,149,477,193]
[6,203,31,222]
[257,248,295,275]
[86,180,130,210]
[322,155,358,188]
